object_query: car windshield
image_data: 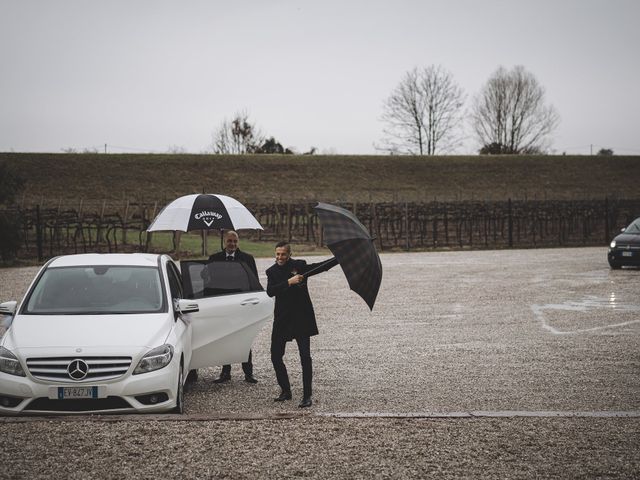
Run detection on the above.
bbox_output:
[24,265,165,314]
[625,218,640,234]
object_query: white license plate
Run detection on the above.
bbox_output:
[53,386,99,399]
[622,251,633,257]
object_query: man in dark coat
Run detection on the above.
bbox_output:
[266,241,338,408]
[209,230,259,384]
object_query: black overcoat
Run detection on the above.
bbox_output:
[208,249,258,279]
[266,258,338,341]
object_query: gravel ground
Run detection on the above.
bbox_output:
[2,417,638,479]
[1,248,639,478]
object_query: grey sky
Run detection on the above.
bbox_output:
[1,0,639,155]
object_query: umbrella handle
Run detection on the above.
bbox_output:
[301,257,337,278]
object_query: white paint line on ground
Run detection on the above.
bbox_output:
[2,411,640,423]
[321,411,640,418]
[531,296,640,335]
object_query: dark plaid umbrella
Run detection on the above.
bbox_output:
[311,202,382,310]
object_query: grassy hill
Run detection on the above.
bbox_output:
[2,153,639,206]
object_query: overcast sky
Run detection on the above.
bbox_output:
[1,0,639,155]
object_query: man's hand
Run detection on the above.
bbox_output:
[288,274,304,286]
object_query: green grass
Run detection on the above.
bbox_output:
[147,232,330,259]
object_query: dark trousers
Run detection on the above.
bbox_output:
[271,335,312,398]
[220,349,253,377]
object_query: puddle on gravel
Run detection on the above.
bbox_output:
[531,295,640,335]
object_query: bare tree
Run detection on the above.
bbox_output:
[211,111,264,154]
[166,145,187,154]
[378,65,465,155]
[472,65,559,154]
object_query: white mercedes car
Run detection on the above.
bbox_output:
[0,253,272,415]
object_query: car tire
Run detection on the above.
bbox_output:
[173,364,184,414]
[608,261,622,270]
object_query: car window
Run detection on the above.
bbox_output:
[166,262,183,299]
[625,218,640,234]
[23,266,165,314]
[181,261,263,299]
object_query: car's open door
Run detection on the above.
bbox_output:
[180,260,273,369]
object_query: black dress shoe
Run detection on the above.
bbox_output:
[298,397,313,408]
[244,374,258,384]
[274,390,292,402]
[213,375,231,384]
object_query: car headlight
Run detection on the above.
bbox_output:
[0,347,26,377]
[610,240,616,248]
[133,344,174,375]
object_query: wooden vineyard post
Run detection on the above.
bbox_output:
[508,198,513,248]
[404,202,409,251]
[122,199,130,245]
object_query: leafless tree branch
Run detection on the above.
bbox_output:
[472,66,559,154]
[210,110,264,154]
[378,66,465,155]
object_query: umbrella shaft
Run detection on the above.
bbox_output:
[302,257,337,278]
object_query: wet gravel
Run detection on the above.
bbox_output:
[1,248,639,478]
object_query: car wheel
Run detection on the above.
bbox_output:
[609,261,622,270]
[173,364,184,414]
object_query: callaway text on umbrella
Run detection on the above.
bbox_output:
[304,202,382,310]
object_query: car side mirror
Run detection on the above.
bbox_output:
[174,299,199,314]
[0,301,17,316]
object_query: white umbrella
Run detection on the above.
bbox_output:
[147,194,263,232]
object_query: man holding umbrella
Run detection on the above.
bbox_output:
[266,241,338,408]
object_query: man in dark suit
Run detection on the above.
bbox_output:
[209,230,259,384]
[266,241,338,408]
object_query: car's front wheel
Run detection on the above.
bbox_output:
[173,363,184,414]
[608,260,622,269]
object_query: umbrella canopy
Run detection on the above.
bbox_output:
[147,194,263,232]
[313,202,382,310]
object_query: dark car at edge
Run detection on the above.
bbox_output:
[608,217,640,269]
